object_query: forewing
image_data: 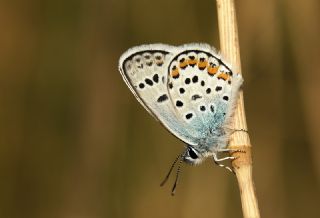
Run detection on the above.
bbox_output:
[119,44,197,145]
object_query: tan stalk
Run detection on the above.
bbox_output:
[216,0,261,217]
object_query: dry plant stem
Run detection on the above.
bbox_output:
[216,0,261,218]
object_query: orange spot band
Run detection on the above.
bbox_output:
[208,66,219,75]
[198,61,208,68]
[179,62,188,68]
[171,69,179,78]
[217,73,229,80]
[188,59,197,65]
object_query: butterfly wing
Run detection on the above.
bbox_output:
[166,44,243,149]
[119,43,243,150]
[119,44,198,145]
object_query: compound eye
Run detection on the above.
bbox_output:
[188,148,198,159]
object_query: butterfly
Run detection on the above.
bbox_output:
[118,43,243,194]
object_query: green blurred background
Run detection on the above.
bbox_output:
[1,0,320,217]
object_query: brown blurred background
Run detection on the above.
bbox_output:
[1,0,320,217]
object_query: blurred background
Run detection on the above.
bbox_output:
[1,0,320,217]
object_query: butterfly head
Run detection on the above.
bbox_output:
[183,145,206,165]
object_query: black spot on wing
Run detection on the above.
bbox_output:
[192,76,198,83]
[157,94,168,103]
[176,100,183,107]
[155,55,162,60]
[223,96,229,101]
[144,54,151,59]
[145,78,153,86]
[210,105,215,113]
[186,113,193,120]
[153,74,159,83]
[139,83,145,89]
[191,94,202,101]
[215,86,222,91]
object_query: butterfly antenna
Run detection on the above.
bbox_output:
[171,157,184,196]
[160,153,181,187]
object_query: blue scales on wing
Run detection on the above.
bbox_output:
[166,44,243,151]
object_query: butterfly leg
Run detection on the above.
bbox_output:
[217,148,245,153]
[213,155,236,161]
[234,128,248,133]
[227,128,248,134]
[212,153,235,173]
[227,128,249,137]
